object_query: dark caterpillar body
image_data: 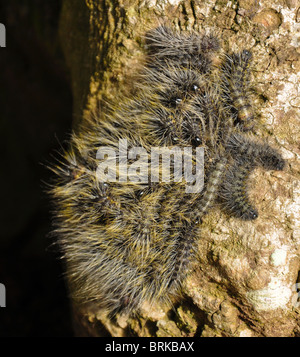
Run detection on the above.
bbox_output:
[145,26,221,73]
[50,26,285,316]
[222,50,255,131]
[219,161,258,220]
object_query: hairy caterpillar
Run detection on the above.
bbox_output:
[50,26,285,316]
[221,50,255,131]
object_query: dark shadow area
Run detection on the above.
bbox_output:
[0,0,73,336]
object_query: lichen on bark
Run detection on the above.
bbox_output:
[59,0,300,337]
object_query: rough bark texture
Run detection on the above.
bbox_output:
[59,0,300,337]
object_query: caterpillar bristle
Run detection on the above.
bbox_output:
[221,49,255,131]
[219,161,259,220]
[49,26,285,317]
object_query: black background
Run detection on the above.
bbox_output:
[0,0,73,336]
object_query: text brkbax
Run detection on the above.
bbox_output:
[96,139,204,193]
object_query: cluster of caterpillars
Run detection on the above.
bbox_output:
[51,26,285,316]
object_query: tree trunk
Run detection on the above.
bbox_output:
[59,0,300,337]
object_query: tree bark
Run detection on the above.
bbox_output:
[59,0,300,337]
